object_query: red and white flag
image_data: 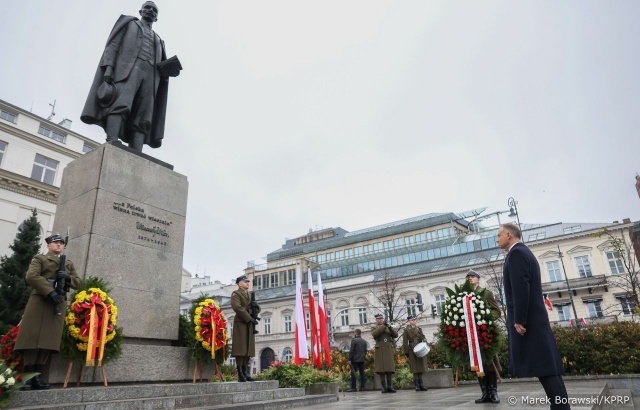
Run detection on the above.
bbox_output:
[307,269,321,369]
[544,295,553,311]
[294,266,308,364]
[316,272,331,367]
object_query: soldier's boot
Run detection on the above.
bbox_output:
[31,365,51,390]
[242,365,256,382]
[237,366,247,382]
[380,378,387,394]
[487,372,500,404]
[21,365,33,391]
[475,377,489,403]
[414,378,420,391]
[360,378,366,392]
[418,376,428,391]
[386,374,396,393]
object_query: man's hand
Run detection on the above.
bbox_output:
[48,291,64,304]
[514,323,527,336]
[103,66,114,82]
[251,318,259,326]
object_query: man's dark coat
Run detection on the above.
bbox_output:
[503,242,565,377]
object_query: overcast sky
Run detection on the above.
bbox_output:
[1,1,639,284]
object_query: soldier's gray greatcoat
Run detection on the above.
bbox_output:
[372,323,398,373]
[402,325,428,373]
[231,289,258,357]
[15,252,82,352]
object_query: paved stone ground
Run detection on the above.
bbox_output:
[303,379,629,410]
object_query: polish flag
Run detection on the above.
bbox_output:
[316,272,331,367]
[544,295,553,311]
[294,266,309,364]
[307,269,321,369]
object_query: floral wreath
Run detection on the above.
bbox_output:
[191,296,228,365]
[61,277,122,366]
[437,280,502,373]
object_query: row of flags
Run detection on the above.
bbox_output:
[294,266,331,368]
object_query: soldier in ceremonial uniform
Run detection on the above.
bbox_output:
[466,269,501,404]
[371,313,398,393]
[401,315,428,391]
[231,275,259,382]
[14,234,82,390]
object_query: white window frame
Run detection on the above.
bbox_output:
[546,260,563,282]
[31,154,58,185]
[574,256,592,278]
[38,124,66,143]
[263,317,271,334]
[283,314,292,333]
[606,251,625,275]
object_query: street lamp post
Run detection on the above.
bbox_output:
[557,245,581,329]
[507,197,521,232]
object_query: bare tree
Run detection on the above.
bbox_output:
[594,228,639,321]
[367,269,423,329]
[479,255,508,329]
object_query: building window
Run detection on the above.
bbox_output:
[415,233,426,243]
[437,227,454,240]
[373,242,382,253]
[340,310,349,326]
[30,154,58,185]
[335,250,344,260]
[325,252,334,262]
[82,144,93,153]
[574,256,592,278]
[326,310,331,329]
[363,244,372,254]
[563,225,582,234]
[393,238,403,248]
[0,141,6,166]
[354,246,362,257]
[406,298,417,317]
[557,305,571,321]
[344,248,353,258]
[229,357,236,366]
[405,236,415,246]
[383,240,392,250]
[0,109,16,123]
[261,274,269,289]
[358,308,367,324]
[427,231,437,242]
[584,300,603,318]
[253,275,262,290]
[270,272,279,288]
[619,297,636,315]
[306,312,311,330]
[286,269,296,285]
[38,124,66,143]
[318,254,326,263]
[283,314,292,332]
[606,252,625,275]
[282,347,293,363]
[529,233,546,241]
[435,294,446,315]
[263,317,271,334]
[546,261,562,282]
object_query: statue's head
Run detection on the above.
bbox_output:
[140,1,159,22]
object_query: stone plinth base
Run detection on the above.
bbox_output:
[47,345,219,384]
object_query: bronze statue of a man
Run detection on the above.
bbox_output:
[81,1,181,151]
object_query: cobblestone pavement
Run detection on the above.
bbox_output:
[303,379,623,410]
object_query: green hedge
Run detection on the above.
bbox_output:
[428,322,640,377]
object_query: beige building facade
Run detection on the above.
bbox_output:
[0,99,99,254]
[220,211,638,373]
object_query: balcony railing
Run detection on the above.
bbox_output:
[542,274,607,295]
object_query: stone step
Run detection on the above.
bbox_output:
[6,381,286,409]
[183,394,338,410]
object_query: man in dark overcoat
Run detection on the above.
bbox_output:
[401,315,428,391]
[466,269,501,403]
[14,234,82,390]
[498,223,570,410]
[81,1,180,151]
[347,328,368,392]
[371,313,398,393]
[231,275,259,382]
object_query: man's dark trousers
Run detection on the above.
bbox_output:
[351,362,366,390]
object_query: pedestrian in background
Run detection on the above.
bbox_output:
[347,328,367,392]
